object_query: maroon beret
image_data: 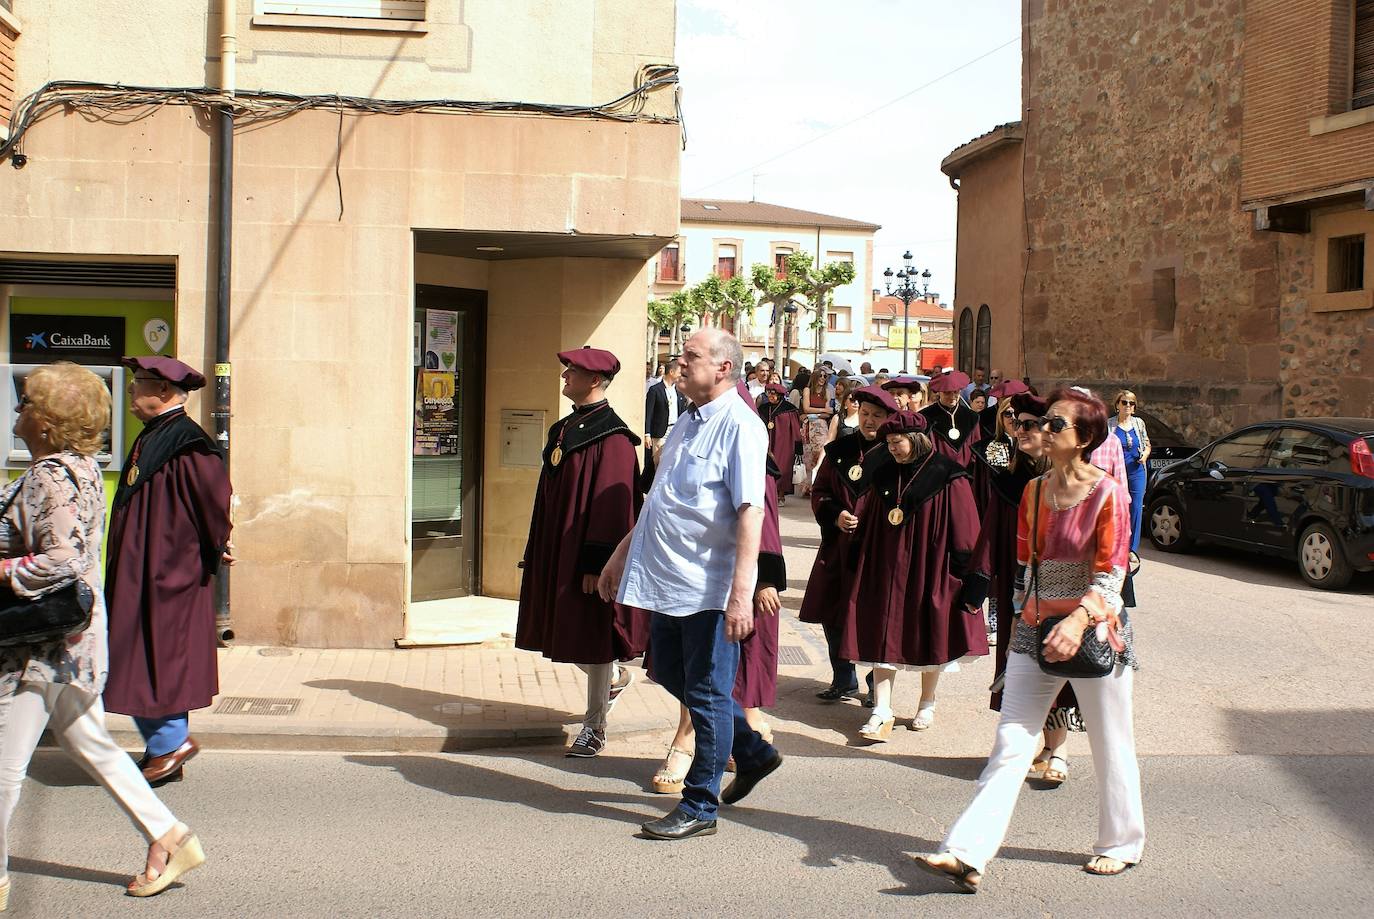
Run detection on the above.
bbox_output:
[878,409,928,437]
[122,356,207,391]
[880,375,921,392]
[851,385,898,413]
[1010,393,1049,417]
[557,346,620,376]
[928,370,970,393]
[991,379,1030,400]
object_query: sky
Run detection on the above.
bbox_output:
[675,0,1023,306]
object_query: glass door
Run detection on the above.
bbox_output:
[411,286,485,601]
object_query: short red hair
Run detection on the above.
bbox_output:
[1047,387,1109,460]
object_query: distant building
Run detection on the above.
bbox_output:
[944,1,1373,441]
[652,199,880,373]
[866,294,955,373]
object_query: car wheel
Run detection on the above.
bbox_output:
[1297,522,1354,590]
[1147,496,1193,552]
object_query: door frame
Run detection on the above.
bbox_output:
[411,284,487,600]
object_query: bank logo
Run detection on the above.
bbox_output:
[23,333,47,350]
[143,319,170,353]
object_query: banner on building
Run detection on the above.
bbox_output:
[886,320,921,351]
[10,314,126,365]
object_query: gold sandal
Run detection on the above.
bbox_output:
[651,745,693,795]
[126,830,205,898]
[1084,855,1135,876]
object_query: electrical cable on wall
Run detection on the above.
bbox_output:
[0,65,682,163]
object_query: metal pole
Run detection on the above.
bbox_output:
[902,291,910,374]
[212,0,237,643]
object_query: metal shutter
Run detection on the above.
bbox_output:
[260,1,425,20]
[1356,0,1374,110]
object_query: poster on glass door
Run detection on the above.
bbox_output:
[422,309,457,371]
[413,369,459,456]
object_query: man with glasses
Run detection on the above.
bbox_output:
[104,357,234,787]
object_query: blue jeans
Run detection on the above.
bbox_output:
[650,610,776,821]
[1125,462,1146,553]
[133,713,189,757]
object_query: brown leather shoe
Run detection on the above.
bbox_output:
[141,738,199,784]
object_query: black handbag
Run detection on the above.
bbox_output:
[0,463,96,648]
[1028,479,1114,679]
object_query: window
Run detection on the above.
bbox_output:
[1268,428,1346,472]
[1328,234,1366,292]
[1355,0,1374,110]
[1208,428,1272,470]
[957,307,974,376]
[259,1,425,20]
[772,244,797,279]
[870,318,892,339]
[828,307,852,333]
[975,304,991,373]
[716,243,737,280]
[826,250,854,264]
[658,243,682,283]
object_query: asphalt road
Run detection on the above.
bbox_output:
[6,512,1373,917]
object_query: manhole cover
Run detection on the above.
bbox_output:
[257,647,293,657]
[214,696,301,716]
[777,645,811,667]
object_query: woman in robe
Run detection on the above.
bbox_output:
[839,410,986,741]
[920,370,983,471]
[758,383,802,505]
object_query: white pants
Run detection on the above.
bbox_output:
[0,683,178,878]
[941,651,1145,873]
[578,663,617,731]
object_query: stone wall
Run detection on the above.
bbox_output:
[1021,0,1283,443]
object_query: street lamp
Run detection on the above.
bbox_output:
[782,301,799,373]
[883,251,932,374]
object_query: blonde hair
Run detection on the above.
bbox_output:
[23,362,112,456]
[1113,389,1136,407]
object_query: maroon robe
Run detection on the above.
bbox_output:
[798,431,884,627]
[839,448,987,667]
[919,402,983,471]
[964,438,1038,710]
[759,399,802,498]
[104,409,232,718]
[516,401,648,664]
[734,457,785,708]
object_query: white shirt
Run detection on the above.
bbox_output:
[619,386,768,616]
[747,380,765,401]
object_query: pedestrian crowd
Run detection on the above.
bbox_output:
[526,336,1152,891]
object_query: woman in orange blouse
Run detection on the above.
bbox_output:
[917,388,1145,892]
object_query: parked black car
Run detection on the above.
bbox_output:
[1144,417,1374,589]
[1135,409,1199,482]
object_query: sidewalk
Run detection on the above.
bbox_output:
[100,611,837,754]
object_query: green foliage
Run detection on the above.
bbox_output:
[696,273,757,323]
[750,256,808,326]
[793,254,857,331]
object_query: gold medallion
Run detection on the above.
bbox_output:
[888,507,905,526]
[550,446,563,467]
[949,427,961,441]
[126,464,139,486]
[847,464,864,482]
[767,421,775,430]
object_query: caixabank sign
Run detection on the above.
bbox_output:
[10,314,126,365]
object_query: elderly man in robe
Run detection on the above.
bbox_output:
[104,357,234,786]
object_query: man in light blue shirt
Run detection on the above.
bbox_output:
[600,329,783,840]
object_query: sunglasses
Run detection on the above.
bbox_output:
[1013,417,1041,432]
[15,394,31,411]
[1119,400,1136,406]
[1042,415,1077,434]
[1001,407,1017,418]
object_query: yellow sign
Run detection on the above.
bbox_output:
[886,321,921,350]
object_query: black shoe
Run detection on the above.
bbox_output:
[816,683,860,701]
[721,752,783,806]
[566,726,606,758]
[640,807,718,840]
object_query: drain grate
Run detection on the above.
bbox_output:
[777,645,811,667]
[214,696,301,716]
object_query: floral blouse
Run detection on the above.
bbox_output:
[1010,472,1137,668]
[0,453,109,697]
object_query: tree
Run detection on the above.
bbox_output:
[793,254,857,358]
[663,289,695,356]
[695,272,757,336]
[751,254,809,369]
[646,297,677,366]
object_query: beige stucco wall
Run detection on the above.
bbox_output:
[13,1,676,117]
[1,103,678,647]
